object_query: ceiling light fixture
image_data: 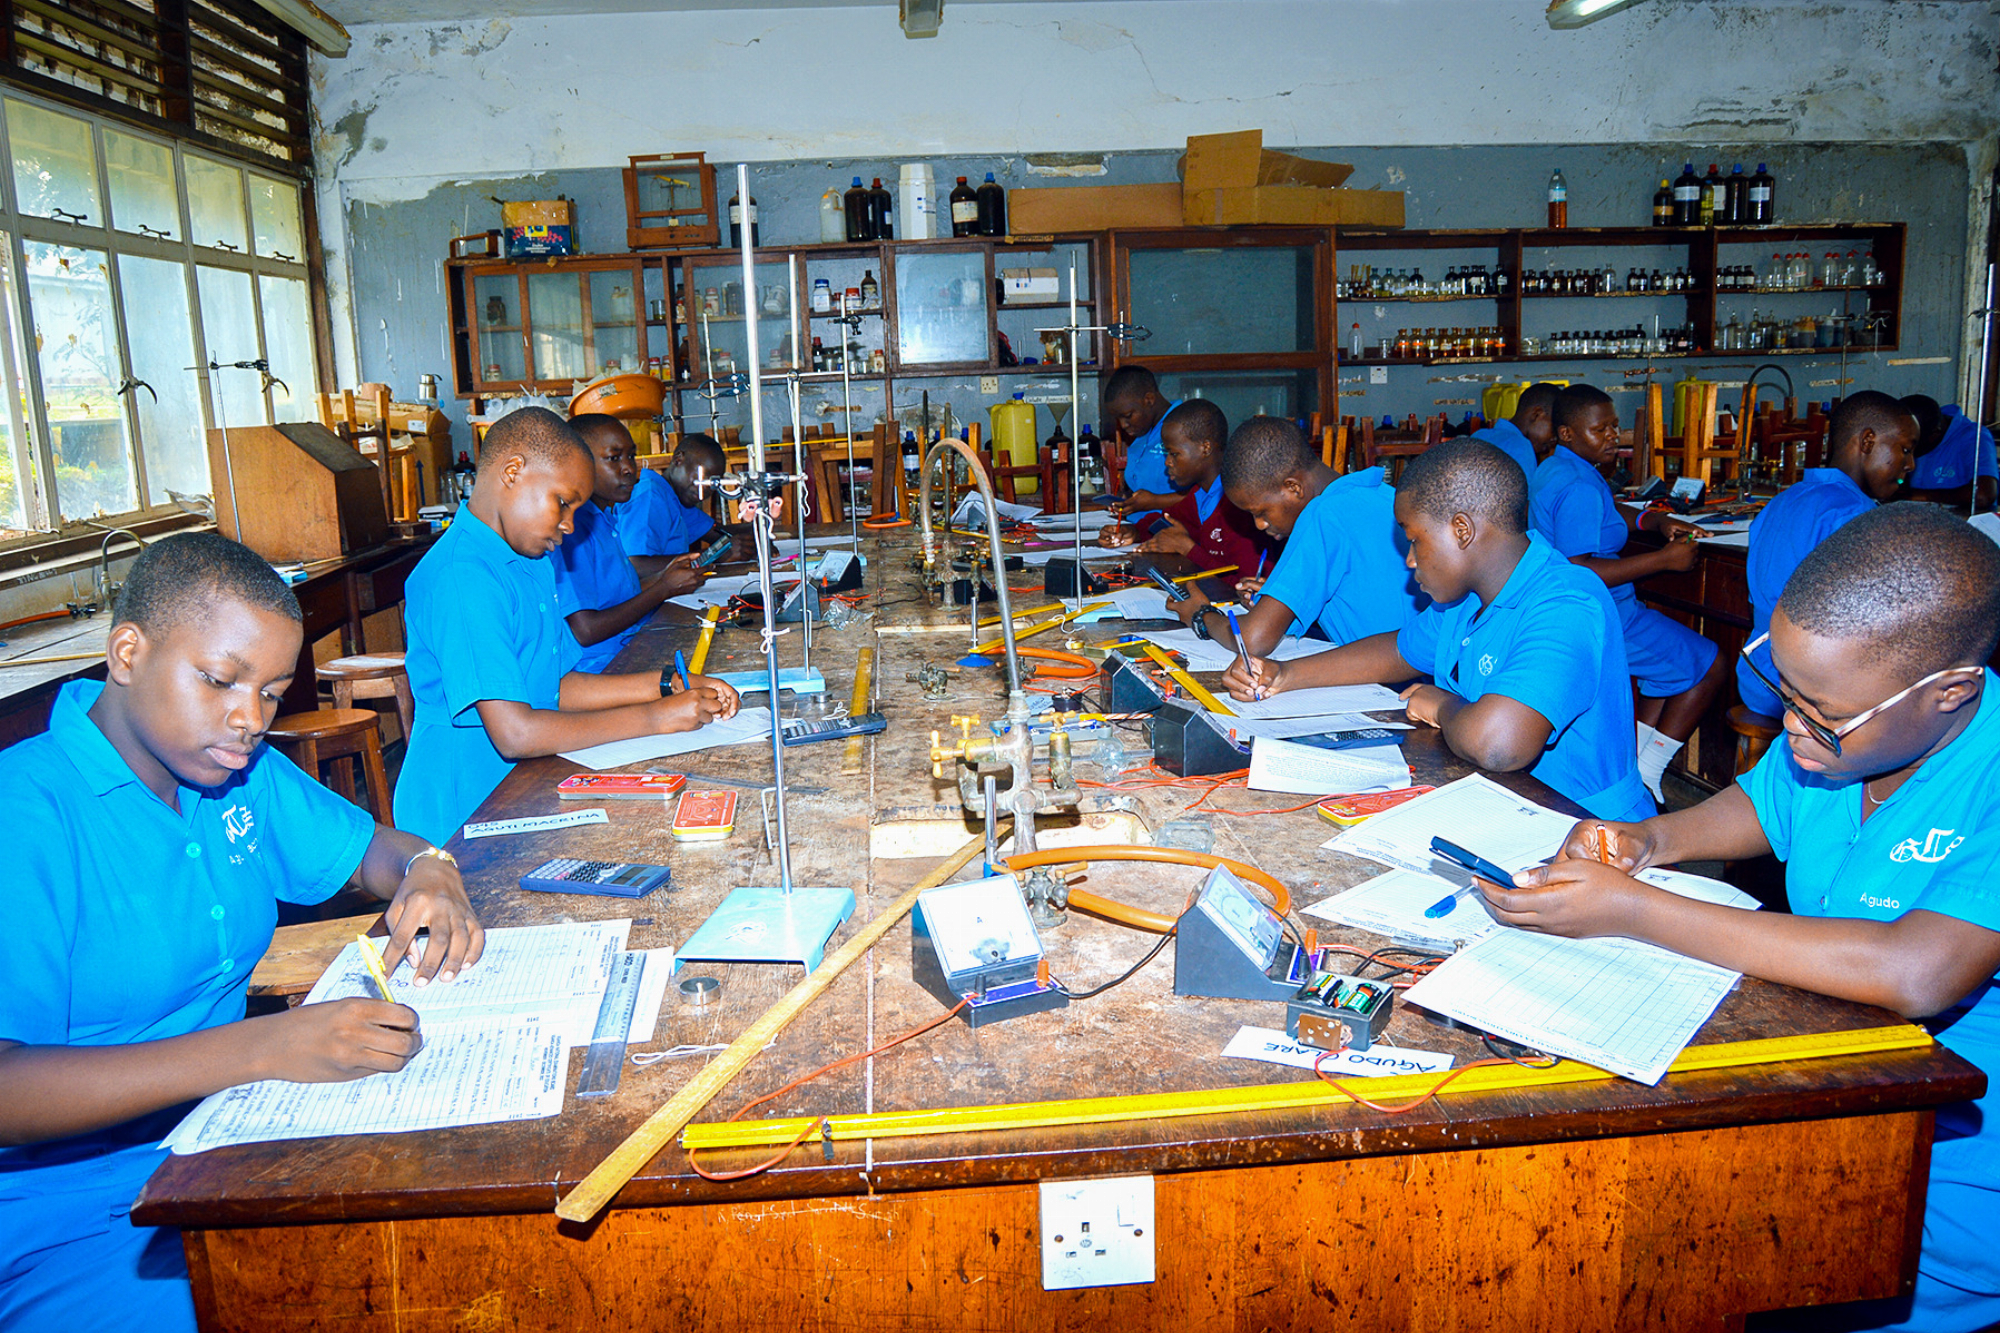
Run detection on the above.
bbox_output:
[1546,0,1648,29]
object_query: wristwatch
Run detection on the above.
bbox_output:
[403,845,459,877]
[1189,606,1213,640]
[659,663,680,697]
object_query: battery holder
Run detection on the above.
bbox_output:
[1150,699,1250,777]
[1287,976,1395,1052]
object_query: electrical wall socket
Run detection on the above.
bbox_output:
[1370,366,1388,385]
[1039,1175,1155,1290]
[980,375,1000,394]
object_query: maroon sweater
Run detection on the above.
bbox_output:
[1165,483,1278,590]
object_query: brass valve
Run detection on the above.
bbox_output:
[930,715,982,779]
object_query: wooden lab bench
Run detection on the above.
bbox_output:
[135,527,1983,1332]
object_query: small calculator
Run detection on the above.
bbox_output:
[521,857,672,898]
[780,710,888,745]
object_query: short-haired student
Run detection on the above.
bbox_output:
[1098,364,1184,531]
[1485,504,2000,1333]
[554,414,711,673]
[399,407,740,846]
[1226,438,1654,824]
[1472,380,1564,477]
[1901,393,1997,514]
[1532,384,1729,802]
[612,432,730,578]
[1738,391,1916,719]
[1170,416,1425,659]
[0,532,484,1333]
[1098,399,1275,589]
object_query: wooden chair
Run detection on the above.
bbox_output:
[318,383,423,523]
[868,424,909,520]
[1680,382,1739,487]
[1321,422,1350,475]
[978,422,1048,507]
[267,708,394,824]
[1727,705,1783,776]
[318,654,414,745]
[1361,414,1442,480]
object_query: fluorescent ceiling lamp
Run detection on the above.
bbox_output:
[1546,0,1648,28]
[250,0,351,56]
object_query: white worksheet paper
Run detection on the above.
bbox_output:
[1246,736,1410,795]
[1137,628,1338,674]
[559,707,773,770]
[1401,930,1741,1084]
[1014,544,1125,566]
[1060,585,1169,623]
[668,574,800,611]
[1213,683,1408,721]
[1027,509,1120,532]
[1220,1026,1454,1077]
[1321,773,1577,875]
[1223,714,1412,742]
[952,492,1043,527]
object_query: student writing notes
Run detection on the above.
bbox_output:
[1482,505,2000,1333]
[1901,393,1997,514]
[554,413,710,673]
[1738,391,1916,718]
[1098,399,1274,589]
[612,432,730,577]
[0,533,484,1333]
[399,407,740,845]
[1171,416,1425,659]
[1471,380,1563,477]
[1225,438,1654,823]
[1098,364,1183,531]
[1530,384,1728,801]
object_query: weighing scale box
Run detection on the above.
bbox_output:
[1174,865,1315,1002]
[912,876,1069,1027]
[1151,700,1250,777]
[1100,651,1165,714]
[1043,555,1108,598]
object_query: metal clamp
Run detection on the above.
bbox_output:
[677,975,722,1011]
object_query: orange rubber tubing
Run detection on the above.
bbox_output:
[861,513,912,528]
[1020,646,1096,679]
[1001,846,1290,934]
[0,609,73,634]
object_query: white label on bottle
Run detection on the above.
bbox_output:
[1549,186,1566,201]
[951,200,978,223]
[1675,185,1699,202]
[1750,186,1772,202]
[731,201,756,223]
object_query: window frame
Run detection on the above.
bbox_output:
[0,87,315,547]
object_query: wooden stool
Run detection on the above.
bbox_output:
[268,708,393,824]
[1727,705,1783,776]
[318,653,414,744]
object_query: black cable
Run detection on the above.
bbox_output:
[1052,927,1176,1000]
[1482,1033,1561,1067]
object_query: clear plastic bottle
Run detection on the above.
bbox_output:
[1348,322,1363,359]
[1547,168,1568,229]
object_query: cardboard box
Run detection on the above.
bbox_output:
[1184,185,1406,229]
[1180,130,1354,193]
[1001,267,1060,299]
[1006,184,1184,234]
[501,198,577,257]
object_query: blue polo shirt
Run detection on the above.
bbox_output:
[401,507,582,844]
[1741,674,2000,1319]
[1471,418,1538,480]
[1396,535,1653,822]
[1257,467,1426,646]
[1737,468,1876,717]
[552,500,644,674]
[0,679,372,1332]
[614,468,714,559]
[1121,399,1182,498]
[1191,474,1223,523]
[1910,405,1998,492]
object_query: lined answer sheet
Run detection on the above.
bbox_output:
[1402,930,1740,1084]
[558,706,773,771]
[1212,683,1408,720]
[1135,629,1339,674]
[1321,773,1577,875]
[162,1015,569,1153]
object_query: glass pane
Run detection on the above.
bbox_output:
[184,155,248,253]
[8,99,101,225]
[195,265,264,429]
[527,271,586,381]
[258,275,313,421]
[25,242,136,519]
[473,273,526,384]
[588,268,639,375]
[0,233,39,535]
[249,176,303,262]
[1126,246,1316,355]
[685,258,795,382]
[116,256,206,505]
[103,129,179,240]
[1152,370,1318,431]
[893,249,988,366]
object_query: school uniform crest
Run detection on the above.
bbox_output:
[1891,828,1965,864]
[1478,653,1497,677]
[222,803,255,843]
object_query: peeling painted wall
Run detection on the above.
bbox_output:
[309,0,2000,421]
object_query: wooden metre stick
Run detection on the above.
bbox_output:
[553,832,988,1223]
[840,647,874,775]
[686,605,722,674]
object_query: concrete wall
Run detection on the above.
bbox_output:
[309,0,2000,433]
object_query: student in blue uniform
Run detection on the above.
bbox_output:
[1226,439,1654,823]
[1168,416,1425,657]
[1099,365,1184,532]
[0,532,484,1333]
[1902,394,1997,513]
[1738,391,1917,718]
[400,408,740,845]
[1532,384,1727,802]
[611,433,730,576]
[555,414,710,673]
[1472,381,1562,479]
[1484,504,2000,1333]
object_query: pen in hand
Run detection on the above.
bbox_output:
[674,648,691,694]
[1225,607,1262,701]
[354,933,396,1003]
[1595,824,1612,865]
[1421,883,1480,920]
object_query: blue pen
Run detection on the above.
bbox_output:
[1224,607,1262,701]
[1422,884,1479,919]
[674,649,691,693]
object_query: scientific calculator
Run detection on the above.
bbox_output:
[780,710,888,745]
[520,857,672,898]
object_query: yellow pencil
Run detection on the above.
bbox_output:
[355,933,396,1002]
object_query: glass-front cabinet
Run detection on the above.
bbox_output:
[890,244,989,368]
[450,255,652,397]
[682,255,799,386]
